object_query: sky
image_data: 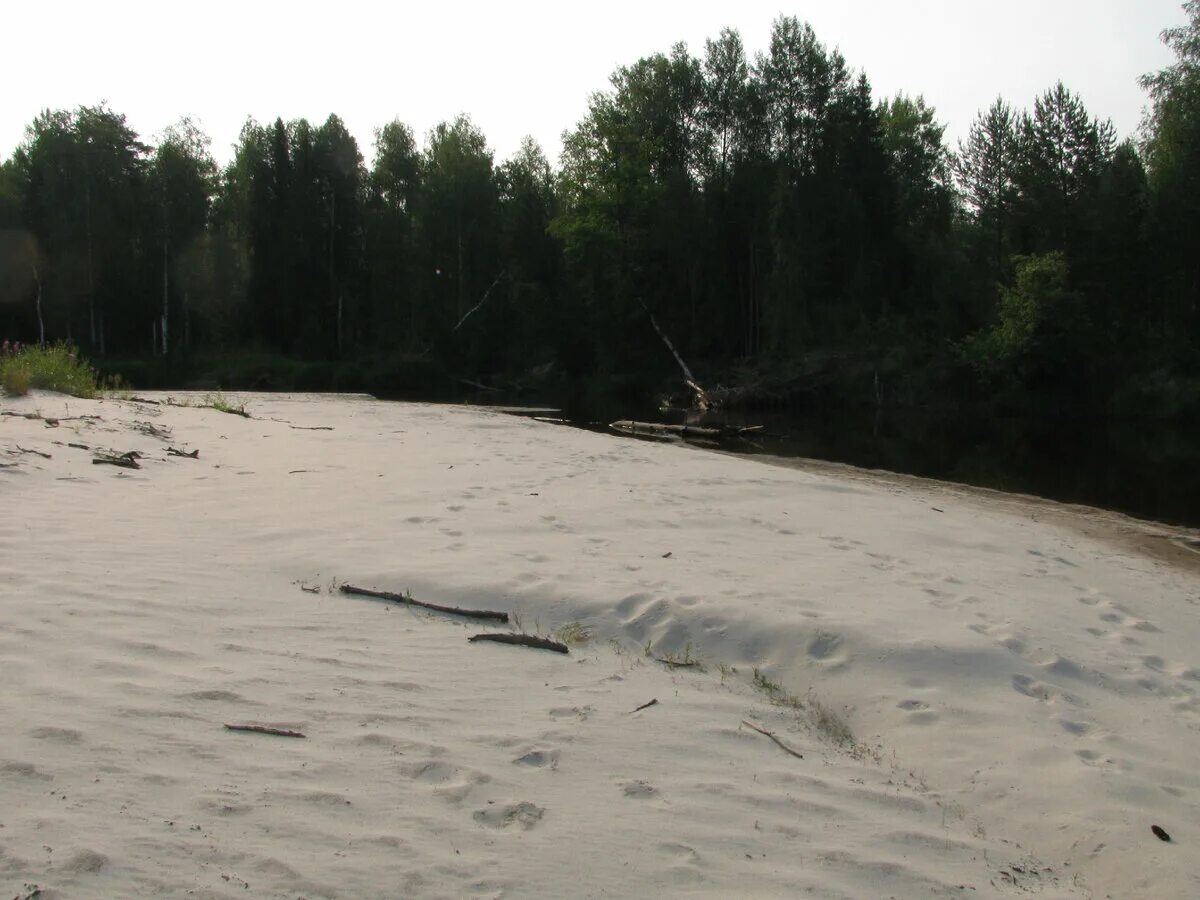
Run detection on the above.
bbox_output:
[1,0,1188,169]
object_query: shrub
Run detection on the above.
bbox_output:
[0,341,98,398]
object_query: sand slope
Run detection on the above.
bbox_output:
[2,391,1197,898]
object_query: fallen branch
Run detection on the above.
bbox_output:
[167,447,199,459]
[1,411,43,420]
[299,585,321,594]
[224,724,306,739]
[468,633,569,654]
[655,657,700,668]
[741,720,804,760]
[630,698,659,714]
[134,420,172,440]
[126,396,162,406]
[15,446,51,459]
[639,298,710,411]
[289,425,334,431]
[453,271,507,332]
[340,584,509,623]
[610,420,763,442]
[93,452,141,469]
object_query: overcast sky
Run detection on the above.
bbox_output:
[1,1,1187,168]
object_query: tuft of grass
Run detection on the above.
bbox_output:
[0,342,98,398]
[751,666,867,751]
[554,622,592,646]
[202,392,250,417]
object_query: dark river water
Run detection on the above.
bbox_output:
[474,394,1200,528]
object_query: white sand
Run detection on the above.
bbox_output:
[1,390,1197,898]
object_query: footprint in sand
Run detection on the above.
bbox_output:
[473,801,544,829]
[512,749,560,769]
[621,780,658,798]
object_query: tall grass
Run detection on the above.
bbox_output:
[0,341,99,398]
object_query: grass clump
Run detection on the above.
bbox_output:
[1,341,98,398]
[554,622,592,646]
[202,392,250,417]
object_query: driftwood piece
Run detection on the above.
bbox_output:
[289,424,334,431]
[1,411,44,420]
[610,420,763,442]
[93,452,141,469]
[15,446,51,459]
[167,447,199,458]
[126,396,162,406]
[631,698,659,714]
[134,420,172,440]
[224,724,306,738]
[340,584,509,623]
[655,657,700,669]
[741,720,804,760]
[468,633,569,654]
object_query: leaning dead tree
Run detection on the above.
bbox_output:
[639,299,710,411]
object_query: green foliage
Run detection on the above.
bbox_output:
[0,341,98,397]
[960,252,1088,392]
[0,9,1197,423]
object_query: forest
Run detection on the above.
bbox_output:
[1,7,1198,418]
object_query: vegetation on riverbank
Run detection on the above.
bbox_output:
[3,6,1199,421]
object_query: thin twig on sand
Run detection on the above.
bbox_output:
[741,719,805,760]
[341,584,509,623]
[224,724,306,738]
[468,633,569,654]
[630,698,659,714]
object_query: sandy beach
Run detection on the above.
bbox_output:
[2,391,1197,898]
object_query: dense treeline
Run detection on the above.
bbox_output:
[1,8,1198,416]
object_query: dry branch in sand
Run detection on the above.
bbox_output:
[289,424,334,431]
[340,584,509,623]
[167,447,199,459]
[630,699,659,714]
[93,452,141,469]
[224,724,306,738]
[15,446,51,459]
[741,719,805,760]
[468,633,570,654]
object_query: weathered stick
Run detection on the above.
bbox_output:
[167,447,199,458]
[1,411,43,420]
[741,720,804,760]
[224,724,306,738]
[631,698,659,714]
[126,396,162,406]
[93,455,141,469]
[15,446,51,459]
[289,425,334,431]
[610,421,763,442]
[655,657,700,668]
[340,584,509,623]
[468,633,569,654]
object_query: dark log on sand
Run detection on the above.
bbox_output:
[167,447,199,458]
[93,453,141,469]
[609,420,763,442]
[468,633,569,654]
[340,584,509,623]
[224,724,305,738]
